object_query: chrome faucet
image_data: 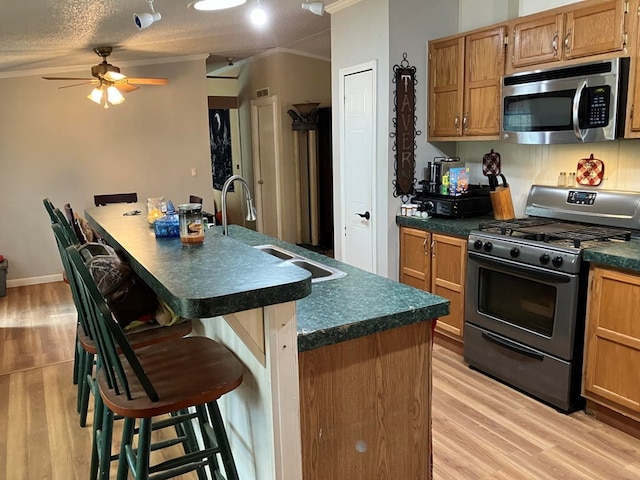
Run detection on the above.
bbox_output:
[221,175,258,235]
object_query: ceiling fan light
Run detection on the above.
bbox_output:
[106,86,125,105]
[190,0,246,11]
[104,71,126,82]
[88,87,103,104]
[301,1,324,16]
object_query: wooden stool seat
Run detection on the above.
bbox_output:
[98,337,243,418]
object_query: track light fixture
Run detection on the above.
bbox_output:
[301,1,324,16]
[134,0,161,30]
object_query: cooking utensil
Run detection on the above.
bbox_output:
[482,149,501,176]
[489,174,515,220]
[576,154,604,186]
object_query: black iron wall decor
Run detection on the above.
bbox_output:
[391,53,421,200]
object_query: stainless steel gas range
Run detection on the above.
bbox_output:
[464,185,640,412]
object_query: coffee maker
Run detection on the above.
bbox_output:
[423,157,464,193]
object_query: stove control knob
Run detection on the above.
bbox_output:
[552,256,563,268]
[473,240,483,250]
[540,253,550,265]
[510,247,520,258]
[483,242,493,253]
[424,201,435,212]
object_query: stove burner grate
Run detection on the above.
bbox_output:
[478,218,632,248]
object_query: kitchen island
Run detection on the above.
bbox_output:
[86,204,448,480]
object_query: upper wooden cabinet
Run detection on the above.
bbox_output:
[508,0,628,71]
[428,26,506,141]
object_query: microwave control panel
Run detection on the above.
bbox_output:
[567,190,597,205]
[583,86,610,128]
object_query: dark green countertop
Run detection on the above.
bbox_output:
[583,240,640,273]
[396,214,493,237]
[396,214,640,274]
[85,204,312,319]
[224,226,449,352]
[86,204,449,352]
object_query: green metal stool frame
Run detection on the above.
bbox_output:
[66,242,242,480]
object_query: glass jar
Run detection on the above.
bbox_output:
[146,196,166,225]
[178,203,205,246]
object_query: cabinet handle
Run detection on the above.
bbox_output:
[564,28,572,54]
[423,238,428,254]
[463,112,469,132]
[454,114,460,131]
[552,30,559,55]
[431,240,435,257]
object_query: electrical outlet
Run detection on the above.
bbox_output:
[191,167,197,177]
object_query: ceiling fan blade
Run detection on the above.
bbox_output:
[42,76,94,81]
[115,83,140,93]
[126,77,169,86]
[57,81,99,89]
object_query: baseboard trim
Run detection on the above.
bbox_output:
[586,400,640,440]
[434,331,464,356]
[7,274,63,288]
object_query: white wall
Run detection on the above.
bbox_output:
[331,0,459,279]
[459,0,519,31]
[519,0,583,16]
[1,58,212,284]
[331,0,390,273]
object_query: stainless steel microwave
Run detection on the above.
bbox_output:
[501,58,630,144]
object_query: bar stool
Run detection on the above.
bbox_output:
[66,242,243,480]
[50,217,192,426]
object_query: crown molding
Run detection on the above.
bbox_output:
[325,0,363,15]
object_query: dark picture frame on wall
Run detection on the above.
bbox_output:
[209,108,234,191]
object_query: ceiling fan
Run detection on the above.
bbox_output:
[42,47,169,108]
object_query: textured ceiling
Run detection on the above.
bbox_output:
[0,0,332,76]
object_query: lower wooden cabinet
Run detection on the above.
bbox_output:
[399,227,467,342]
[583,266,640,421]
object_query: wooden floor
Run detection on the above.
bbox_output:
[2,283,640,479]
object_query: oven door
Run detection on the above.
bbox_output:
[465,251,581,361]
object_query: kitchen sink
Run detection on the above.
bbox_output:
[254,244,346,283]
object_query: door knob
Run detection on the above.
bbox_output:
[356,211,370,220]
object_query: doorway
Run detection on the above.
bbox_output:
[251,95,284,239]
[339,62,377,273]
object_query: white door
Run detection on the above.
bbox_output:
[251,96,283,239]
[340,63,376,273]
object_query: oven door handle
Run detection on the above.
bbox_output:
[482,331,544,361]
[469,252,573,283]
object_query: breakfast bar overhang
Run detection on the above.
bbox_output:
[86,204,449,480]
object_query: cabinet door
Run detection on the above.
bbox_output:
[630,11,640,135]
[431,234,467,341]
[583,267,640,417]
[510,13,564,68]
[464,26,506,137]
[428,36,465,138]
[564,0,626,60]
[399,227,430,291]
